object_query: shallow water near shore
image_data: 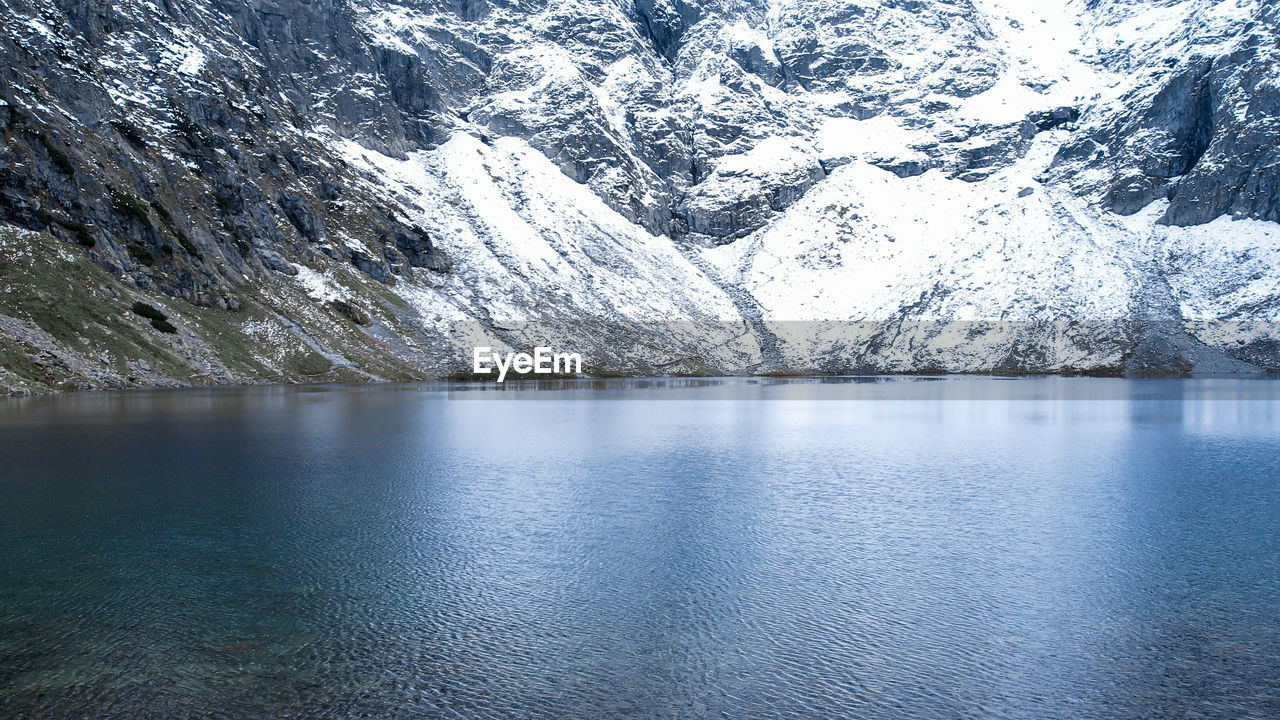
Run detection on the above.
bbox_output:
[2,377,1279,718]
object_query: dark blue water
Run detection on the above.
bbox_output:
[1,377,1279,719]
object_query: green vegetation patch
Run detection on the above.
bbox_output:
[109,120,147,150]
[149,199,202,259]
[109,188,152,226]
[0,337,52,386]
[148,200,175,225]
[55,219,95,247]
[289,349,332,377]
[37,133,75,176]
[12,114,75,176]
[171,302,278,381]
[0,229,192,382]
[174,231,201,258]
[131,301,176,333]
[126,243,155,267]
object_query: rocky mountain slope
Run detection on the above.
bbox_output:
[0,0,1277,393]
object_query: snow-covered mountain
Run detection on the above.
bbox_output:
[0,0,1277,392]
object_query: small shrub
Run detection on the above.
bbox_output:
[131,301,166,321]
[173,229,201,259]
[294,351,331,376]
[110,189,151,225]
[147,199,202,259]
[7,105,28,128]
[38,133,74,176]
[130,301,177,333]
[109,120,147,149]
[213,192,236,216]
[148,200,173,224]
[171,109,206,147]
[57,219,95,247]
[126,243,155,266]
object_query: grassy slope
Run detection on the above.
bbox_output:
[0,226,429,395]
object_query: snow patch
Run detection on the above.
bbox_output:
[292,265,343,303]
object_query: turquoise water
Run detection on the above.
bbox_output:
[1,377,1279,718]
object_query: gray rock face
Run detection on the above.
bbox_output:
[278,193,326,244]
[1056,3,1280,226]
[1028,107,1080,132]
[681,147,827,243]
[393,228,451,273]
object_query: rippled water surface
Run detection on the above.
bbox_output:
[2,377,1280,719]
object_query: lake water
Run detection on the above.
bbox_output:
[1,377,1279,719]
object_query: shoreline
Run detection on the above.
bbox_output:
[6,370,1280,401]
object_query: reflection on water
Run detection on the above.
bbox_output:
[1,378,1279,718]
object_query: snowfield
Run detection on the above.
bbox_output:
[316,0,1277,374]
